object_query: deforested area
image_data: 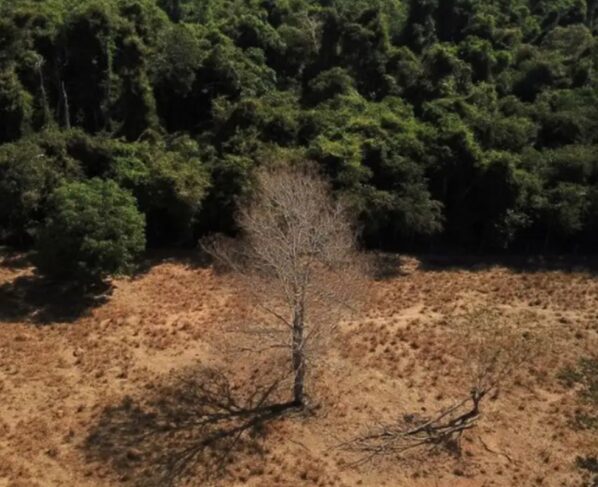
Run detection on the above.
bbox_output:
[0,0,597,486]
[1,250,597,486]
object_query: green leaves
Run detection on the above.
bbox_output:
[35,178,145,282]
[0,134,81,243]
[305,94,443,243]
[0,68,32,143]
[107,136,210,245]
[0,0,597,254]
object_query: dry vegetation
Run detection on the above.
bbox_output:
[0,251,597,487]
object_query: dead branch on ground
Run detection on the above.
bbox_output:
[340,387,487,466]
[341,308,542,465]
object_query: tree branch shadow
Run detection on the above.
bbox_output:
[83,366,298,486]
[368,252,409,280]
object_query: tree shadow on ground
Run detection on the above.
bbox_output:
[84,366,298,487]
[0,248,210,325]
[0,273,111,324]
[369,252,409,280]
[416,254,598,276]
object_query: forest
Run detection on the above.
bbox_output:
[1,0,598,281]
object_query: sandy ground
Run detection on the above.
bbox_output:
[0,252,597,487]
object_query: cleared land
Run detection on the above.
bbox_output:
[0,252,596,486]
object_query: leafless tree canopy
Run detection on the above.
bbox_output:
[203,164,366,406]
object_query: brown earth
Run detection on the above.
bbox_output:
[0,251,596,487]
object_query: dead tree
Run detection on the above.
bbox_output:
[341,308,541,464]
[203,164,366,408]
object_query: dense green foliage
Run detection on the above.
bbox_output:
[35,178,145,282]
[1,0,597,257]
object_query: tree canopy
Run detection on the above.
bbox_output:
[1,0,597,258]
[34,178,145,282]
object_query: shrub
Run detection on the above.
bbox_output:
[35,179,146,283]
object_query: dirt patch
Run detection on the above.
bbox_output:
[0,253,596,486]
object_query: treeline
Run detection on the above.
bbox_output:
[1,0,598,262]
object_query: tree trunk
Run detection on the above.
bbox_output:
[37,60,50,127]
[103,38,113,130]
[61,81,71,130]
[292,303,306,406]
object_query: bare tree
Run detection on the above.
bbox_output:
[341,308,542,464]
[203,164,366,407]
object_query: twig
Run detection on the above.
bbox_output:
[477,434,514,464]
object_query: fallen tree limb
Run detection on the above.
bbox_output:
[339,387,488,466]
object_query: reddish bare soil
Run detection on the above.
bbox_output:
[0,252,596,486]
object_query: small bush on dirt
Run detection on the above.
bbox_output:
[560,357,598,486]
[559,356,598,430]
[35,179,146,283]
[576,456,598,487]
